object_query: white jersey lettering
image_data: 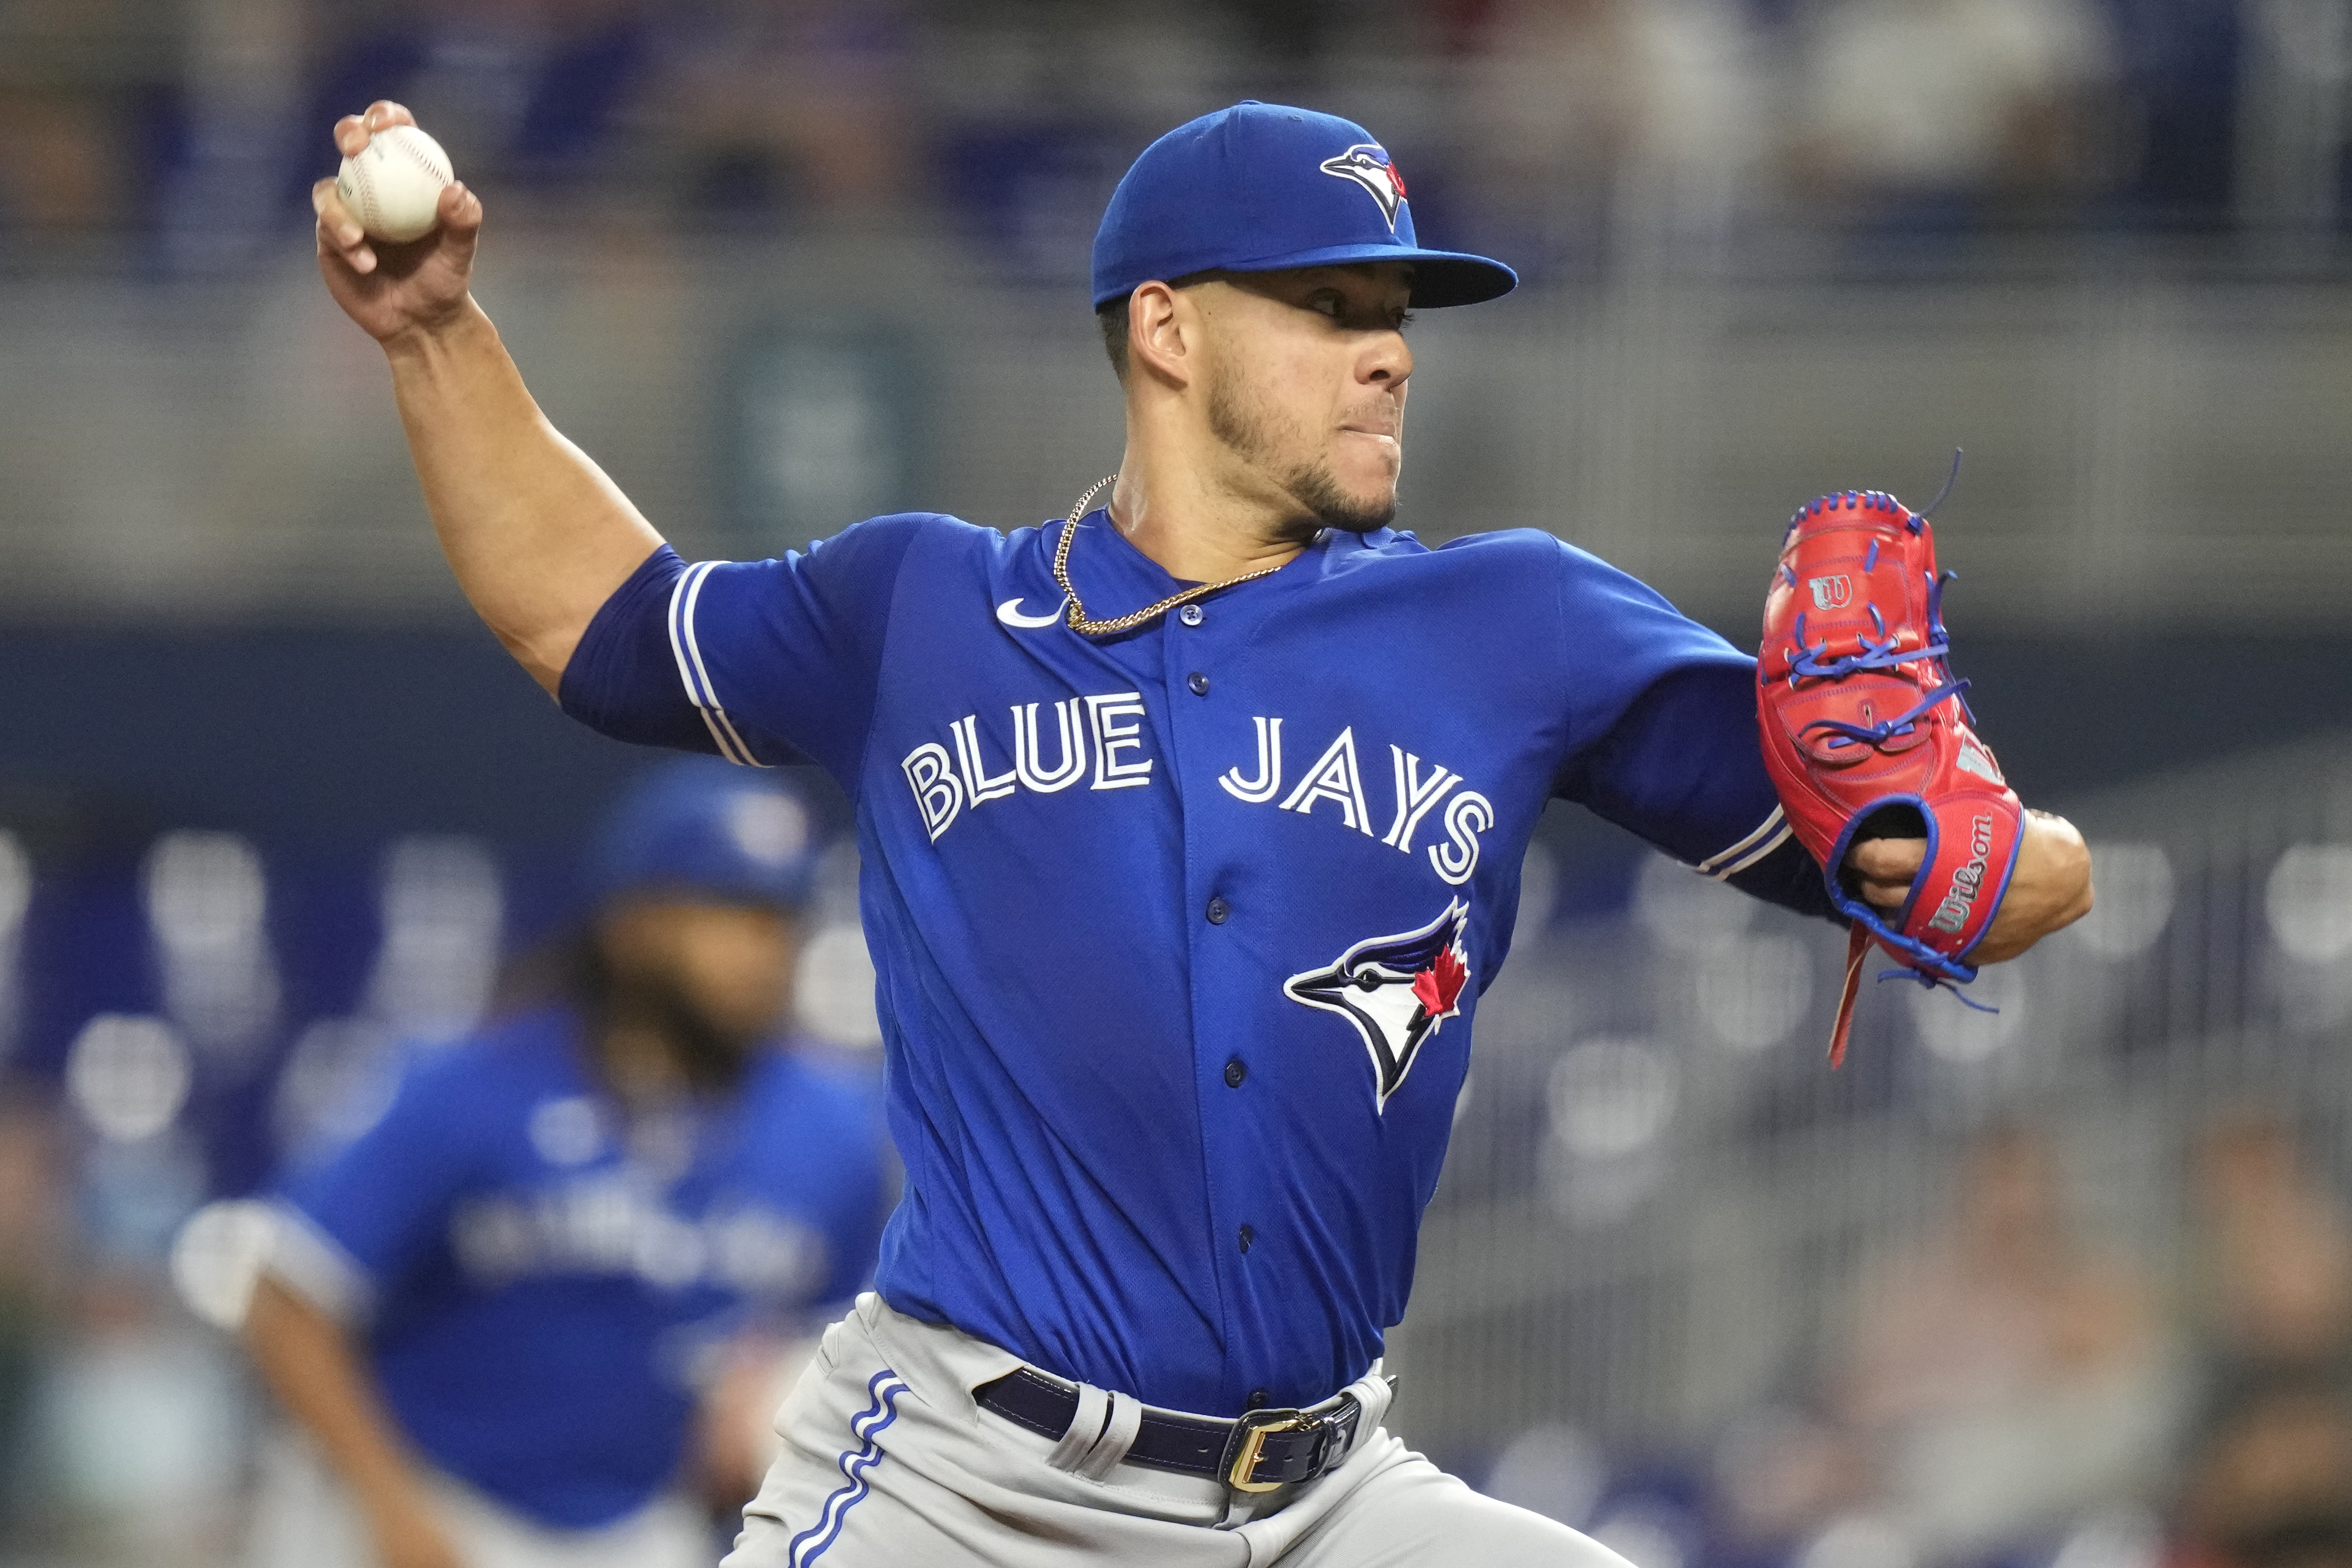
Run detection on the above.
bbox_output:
[902,742,964,841]
[906,689,1161,841]
[952,715,1018,806]
[1218,716,1285,804]
[1012,700,1088,794]
[1430,791,1494,886]
[1382,746,1461,853]
[1086,694,1154,790]
[1280,727,1374,835]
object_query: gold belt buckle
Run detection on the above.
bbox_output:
[1225,1408,1318,1494]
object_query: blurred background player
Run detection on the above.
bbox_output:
[238,759,890,1568]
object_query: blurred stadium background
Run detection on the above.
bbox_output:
[4,0,2352,1564]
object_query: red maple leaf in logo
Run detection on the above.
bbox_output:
[1389,162,1407,200]
[1411,945,1466,1018]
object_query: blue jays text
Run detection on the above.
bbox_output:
[903,698,1494,886]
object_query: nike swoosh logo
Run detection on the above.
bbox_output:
[995,596,1070,630]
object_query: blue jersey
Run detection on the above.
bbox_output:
[561,510,1806,1416]
[270,1006,888,1528]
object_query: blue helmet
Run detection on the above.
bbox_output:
[582,759,820,912]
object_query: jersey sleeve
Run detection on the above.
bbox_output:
[558,514,940,786]
[266,1046,484,1322]
[1545,540,1803,885]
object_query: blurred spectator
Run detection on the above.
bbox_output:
[1208,0,1365,85]
[0,87,116,240]
[1828,1124,2177,1556]
[154,0,310,272]
[2102,0,2240,224]
[2190,1112,2352,1379]
[1788,0,2118,230]
[6,1092,254,1564]
[304,0,916,230]
[2168,1113,2352,1568]
[640,0,916,224]
[0,1094,66,1542]
[307,0,661,209]
[1446,0,1766,266]
[1712,1405,1872,1556]
[0,0,172,247]
[29,1258,251,1564]
[2175,1378,2352,1568]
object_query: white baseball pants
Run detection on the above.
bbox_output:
[726,1293,1624,1568]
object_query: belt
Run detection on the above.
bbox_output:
[974,1368,1366,1494]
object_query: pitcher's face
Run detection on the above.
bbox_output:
[1192,264,1416,539]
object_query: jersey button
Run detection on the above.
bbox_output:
[1238,1224,1254,1253]
[1224,1058,1246,1088]
[1246,1389,1271,1410]
[1188,672,1210,696]
[1179,604,1205,627]
[1206,896,1230,924]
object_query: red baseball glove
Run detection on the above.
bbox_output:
[1758,488,2024,1066]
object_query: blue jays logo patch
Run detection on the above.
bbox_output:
[1318,144,1408,232]
[1285,900,1470,1110]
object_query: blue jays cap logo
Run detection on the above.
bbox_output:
[1286,900,1470,1110]
[1319,143,1408,232]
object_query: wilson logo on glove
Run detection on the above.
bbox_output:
[1927,813,1998,935]
[1756,484,2025,1066]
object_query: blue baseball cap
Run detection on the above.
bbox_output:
[1092,102,1516,312]
[584,760,820,912]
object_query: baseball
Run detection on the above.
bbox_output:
[336,124,454,244]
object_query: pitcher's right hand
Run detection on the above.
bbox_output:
[314,102,482,348]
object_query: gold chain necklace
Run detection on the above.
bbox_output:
[1050,474,1294,637]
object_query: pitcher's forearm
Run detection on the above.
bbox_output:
[385,299,664,694]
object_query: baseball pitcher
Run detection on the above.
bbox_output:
[310,98,2092,1566]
